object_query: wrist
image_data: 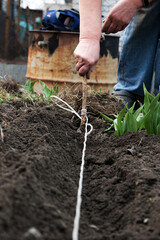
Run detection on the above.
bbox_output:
[80,26,101,43]
[80,35,101,43]
[132,0,143,9]
[136,0,153,8]
[130,0,151,9]
[80,37,100,42]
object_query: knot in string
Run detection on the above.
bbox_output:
[81,109,87,116]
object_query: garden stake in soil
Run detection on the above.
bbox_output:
[80,75,87,127]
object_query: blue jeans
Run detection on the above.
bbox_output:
[114,0,160,97]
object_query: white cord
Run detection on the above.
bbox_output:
[72,115,90,240]
[51,95,93,239]
[51,95,93,135]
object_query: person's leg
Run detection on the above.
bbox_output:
[154,39,160,95]
[114,0,160,99]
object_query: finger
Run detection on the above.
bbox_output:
[76,61,85,71]
[104,22,116,34]
[79,72,85,77]
[112,24,128,33]
[75,58,79,64]
[102,17,111,33]
[121,24,128,31]
[74,55,81,63]
[110,25,121,33]
[78,65,90,77]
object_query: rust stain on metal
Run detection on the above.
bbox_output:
[26,30,119,93]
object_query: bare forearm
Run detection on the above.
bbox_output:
[79,0,102,41]
[126,0,153,9]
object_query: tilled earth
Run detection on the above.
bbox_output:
[0,94,160,240]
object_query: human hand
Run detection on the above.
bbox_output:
[102,0,143,34]
[74,39,100,79]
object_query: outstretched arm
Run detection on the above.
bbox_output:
[74,0,102,79]
[102,0,153,34]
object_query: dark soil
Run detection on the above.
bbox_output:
[0,94,160,240]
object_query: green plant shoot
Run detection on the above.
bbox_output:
[25,80,36,94]
[101,84,160,136]
[40,81,59,100]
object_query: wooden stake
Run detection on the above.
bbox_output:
[80,75,87,127]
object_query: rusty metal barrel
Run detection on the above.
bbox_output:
[26,30,119,93]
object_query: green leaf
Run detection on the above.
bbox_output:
[152,104,160,134]
[134,105,144,120]
[124,109,137,133]
[100,112,114,122]
[127,102,135,113]
[40,81,52,99]
[113,118,118,132]
[117,105,127,125]
[52,84,59,95]
[116,105,127,136]
[143,83,155,103]
[156,123,160,135]
[25,80,36,94]
[104,123,114,132]
[144,94,160,134]
[143,83,155,114]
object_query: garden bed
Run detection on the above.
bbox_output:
[0,92,160,240]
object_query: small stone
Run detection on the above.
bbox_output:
[24,227,42,239]
[127,146,136,155]
[89,224,99,231]
[143,218,149,224]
